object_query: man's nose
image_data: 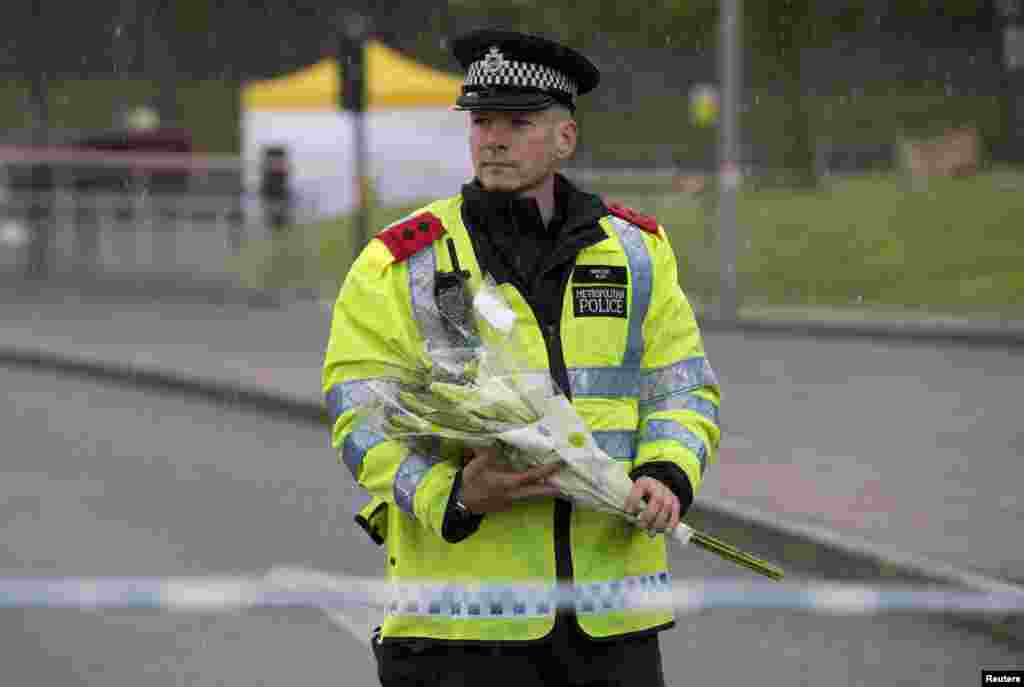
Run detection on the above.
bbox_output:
[480,122,511,147]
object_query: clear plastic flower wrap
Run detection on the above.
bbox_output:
[355,274,783,580]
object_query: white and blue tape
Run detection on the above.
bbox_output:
[0,568,1022,617]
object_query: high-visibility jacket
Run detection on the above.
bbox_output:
[323,193,721,642]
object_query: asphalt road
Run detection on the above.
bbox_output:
[1,366,1020,685]
[704,330,1024,583]
[3,294,1022,585]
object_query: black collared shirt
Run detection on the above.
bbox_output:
[459,173,607,329]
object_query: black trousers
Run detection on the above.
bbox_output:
[371,619,667,687]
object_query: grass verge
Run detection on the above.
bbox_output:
[230,169,1024,320]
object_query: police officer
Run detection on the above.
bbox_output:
[323,29,721,686]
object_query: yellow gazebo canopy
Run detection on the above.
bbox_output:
[243,41,463,111]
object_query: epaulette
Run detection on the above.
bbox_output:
[375,212,446,262]
[606,202,662,238]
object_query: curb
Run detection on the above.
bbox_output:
[0,275,290,311]
[0,346,326,428]
[1,344,1021,647]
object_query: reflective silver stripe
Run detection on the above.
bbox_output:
[342,423,390,480]
[393,453,443,517]
[593,430,637,460]
[640,357,718,402]
[569,357,719,401]
[408,244,448,352]
[386,571,672,618]
[568,367,640,398]
[640,392,720,427]
[607,216,652,370]
[325,379,401,427]
[640,418,709,475]
[567,218,651,399]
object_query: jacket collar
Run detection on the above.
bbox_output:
[460,173,606,236]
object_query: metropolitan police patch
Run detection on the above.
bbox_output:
[573,286,627,318]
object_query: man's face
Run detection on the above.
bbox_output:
[469,108,576,193]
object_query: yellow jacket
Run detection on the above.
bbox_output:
[323,192,720,642]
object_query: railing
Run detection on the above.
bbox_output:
[0,146,317,286]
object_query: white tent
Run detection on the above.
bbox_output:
[242,42,473,218]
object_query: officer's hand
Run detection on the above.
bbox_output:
[457,445,563,514]
[624,477,680,536]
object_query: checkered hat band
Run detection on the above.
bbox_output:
[465,59,578,97]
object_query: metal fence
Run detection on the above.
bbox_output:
[0,146,318,288]
[3,139,1021,324]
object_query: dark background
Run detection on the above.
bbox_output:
[0,1,1006,80]
[0,1,1020,166]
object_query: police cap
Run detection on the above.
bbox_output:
[452,29,600,112]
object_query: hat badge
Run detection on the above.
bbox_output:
[482,46,508,74]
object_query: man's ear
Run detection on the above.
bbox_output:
[556,119,578,160]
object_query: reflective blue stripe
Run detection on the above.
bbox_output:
[640,392,720,427]
[393,453,443,517]
[568,367,640,398]
[325,379,400,427]
[408,244,449,352]
[566,218,652,401]
[325,385,345,427]
[607,216,652,370]
[386,571,672,618]
[593,430,637,460]
[640,419,709,475]
[640,357,718,402]
[514,367,640,399]
[342,424,390,480]
[569,357,718,401]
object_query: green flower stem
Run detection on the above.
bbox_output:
[690,530,785,581]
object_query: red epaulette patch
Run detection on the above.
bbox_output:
[375,212,446,262]
[606,202,661,238]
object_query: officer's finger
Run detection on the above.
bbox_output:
[640,493,667,530]
[640,503,657,530]
[624,482,647,517]
[469,444,500,463]
[509,482,562,501]
[651,492,676,531]
[513,460,563,487]
[647,486,670,527]
[668,495,681,532]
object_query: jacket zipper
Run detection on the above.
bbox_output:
[459,199,605,632]
[530,266,576,631]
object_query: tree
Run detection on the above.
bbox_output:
[441,0,1001,185]
[746,0,820,187]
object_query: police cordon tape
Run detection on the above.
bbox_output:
[1,567,1023,617]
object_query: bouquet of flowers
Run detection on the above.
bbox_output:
[358,275,783,580]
